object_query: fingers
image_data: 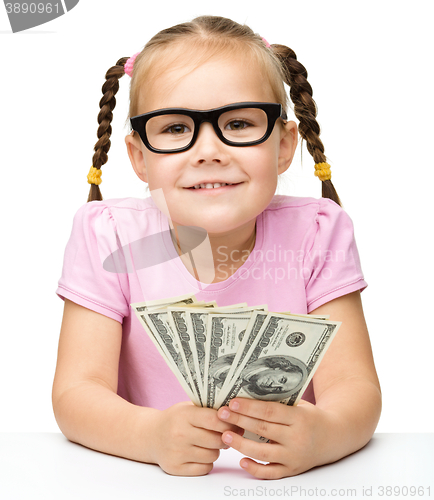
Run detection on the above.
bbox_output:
[220,426,279,461]
[163,459,215,477]
[217,401,288,443]
[189,405,243,436]
[157,403,238,476]
[215,399,319,479]
[191,427,233,450]
[239,457,290,480]
[190,446,220,464]
[216,398,292,479]
[169,462,214,477]
[218,429,293,480]
[158,441,220,476]
[224,398,294,424]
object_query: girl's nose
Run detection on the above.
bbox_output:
[190,122,229,165]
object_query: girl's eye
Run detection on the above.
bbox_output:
[163,124,190,134]
[225,120,251,131]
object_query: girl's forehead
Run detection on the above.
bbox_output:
[136,54,276,113]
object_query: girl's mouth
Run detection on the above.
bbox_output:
[186,182,242,190]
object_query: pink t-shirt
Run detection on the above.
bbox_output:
[56,195,367,409]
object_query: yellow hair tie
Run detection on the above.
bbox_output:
[87,166,102,185]
[314,162,332,181]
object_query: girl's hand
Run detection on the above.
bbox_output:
[152,401,243,476]
[216,293,382,480]
[217,398,337,479]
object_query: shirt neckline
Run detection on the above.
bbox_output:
[160,211,265,293]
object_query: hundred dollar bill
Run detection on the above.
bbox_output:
[131,294,199,368]
[182,307,217,402]
[215,310,269,407]
[219,313,340,442]
[189,304,253,398]
[220,313,341,409]
[131,294,203,363]
[131,293,199,351]
[166,307,205,406]
[131,295,200,380]
[203,306,268,408]
[165,303,250,403]
[131,296,201,406]
[143,308,202,406]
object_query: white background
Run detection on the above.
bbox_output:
[0,1,432,433]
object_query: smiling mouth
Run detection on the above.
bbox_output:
[186,182,242,190]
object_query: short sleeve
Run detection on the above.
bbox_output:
[56,201,130,323]
[305,198,367,312]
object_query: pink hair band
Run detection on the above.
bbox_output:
[124,52,140,77]
[261,37,271,48]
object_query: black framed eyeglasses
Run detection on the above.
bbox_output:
[130,102,287,154]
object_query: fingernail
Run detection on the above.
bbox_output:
[240,459,248,469]
[223,433,233,445]
[220,409,230,419]
[230,401,239,411]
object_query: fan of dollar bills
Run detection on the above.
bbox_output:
[131,294,341,413]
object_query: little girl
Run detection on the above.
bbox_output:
[53,15,381,479]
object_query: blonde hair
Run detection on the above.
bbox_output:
[88,15,341,206]
[128,16,287,119]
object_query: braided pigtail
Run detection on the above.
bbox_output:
[87,57,129,203]
[271,45,341,207]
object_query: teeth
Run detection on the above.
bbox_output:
[192,182,233,189]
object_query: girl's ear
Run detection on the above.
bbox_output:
[278,120,298,174]
[125,133,149,183]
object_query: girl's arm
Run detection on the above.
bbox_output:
[307,289,382,457]
[52,299,239,476]
[217,290,382,479]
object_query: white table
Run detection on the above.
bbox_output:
[0,433,433,499]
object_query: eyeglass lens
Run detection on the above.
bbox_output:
[145,108,269,150]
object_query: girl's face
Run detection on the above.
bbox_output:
[126,53,298,236]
